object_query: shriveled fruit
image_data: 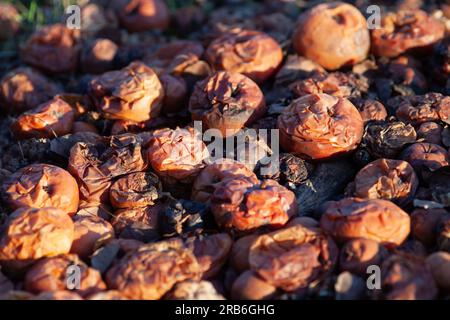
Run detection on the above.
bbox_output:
[80,38,118,75]
[112,0,170,32]
[147,127,209,186]
[231,270,277,300]
[400,142,449,173]
[379,254,438,300]
[339,238,386,275]
[2,164,79,215]
[192,159,258,203]
[109,172,161,209]
[189,71,266,137]
[211,178,297,232]
[89,62,164,122]
[387,55,427,92]
[417,122,443,145]
[410,209,448,246]
[70,215,114,259]
[105,246,200,300]
[371,10,445,58]
[289,72,366,100]
[205,30,283,84]
[277,94,363,159]
[320,198,410,247]
[292,2,370,70]
[68,134,147,204]
[352,99,387,124]
[0,207,74,271]
[11,97,75,140]
[249,224,338,291]
[362,121,417,159]
[24,254,106,297]
[395,93,450,126]
[0,67,62,114]
[353,158,418,206]
[185,233,233,279]
[144,40,205,75]
[22,24,81,73]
